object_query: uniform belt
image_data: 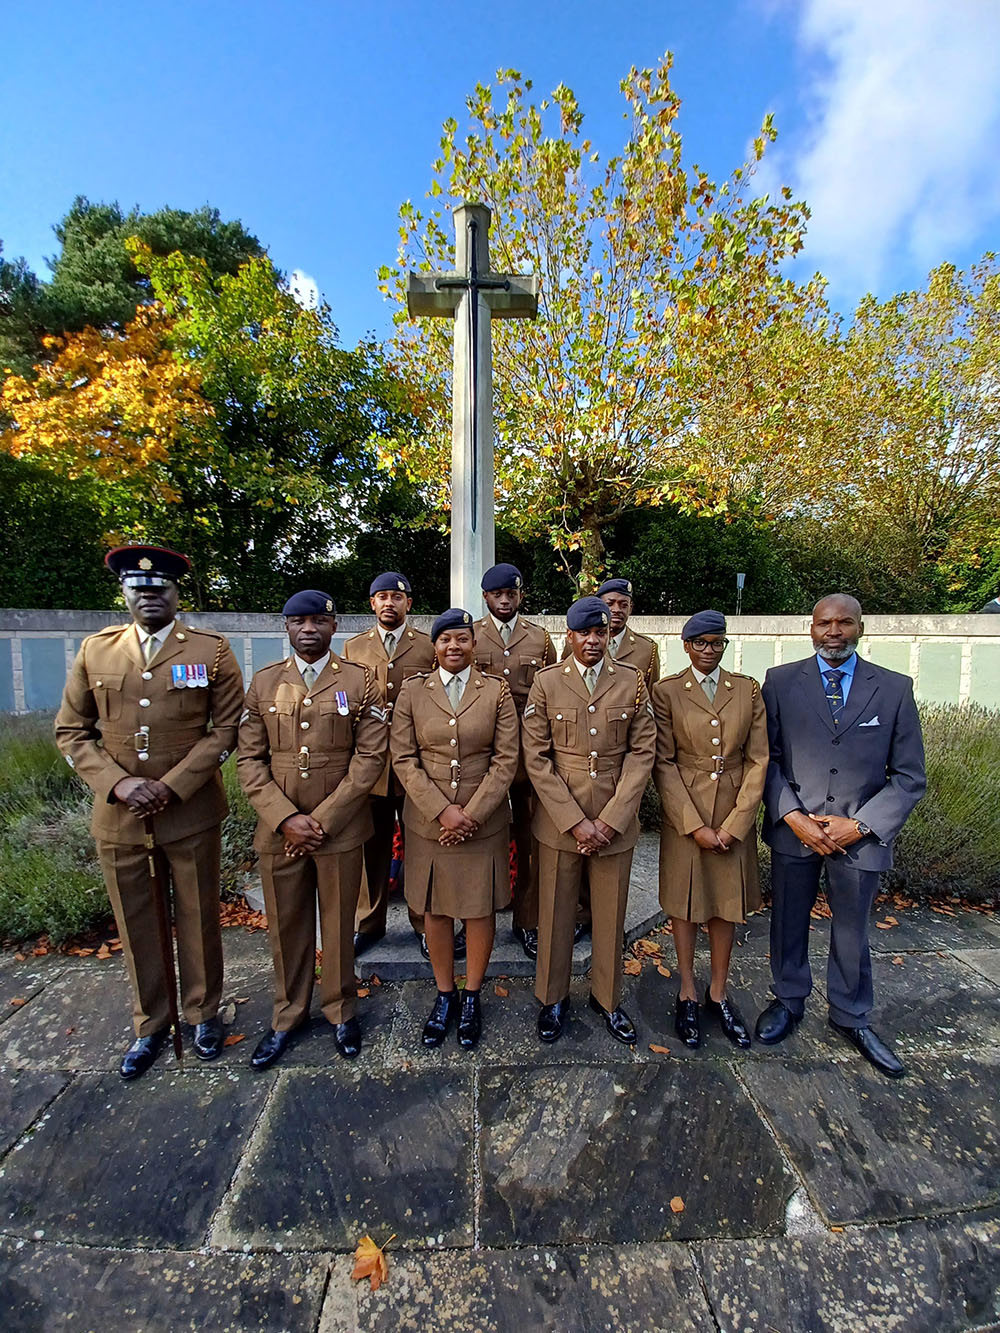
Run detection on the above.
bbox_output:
[674,750,742,775]
[553,752,623,775]
[100,726,207,747]
[271,752,349,768]
[420,755,491,779]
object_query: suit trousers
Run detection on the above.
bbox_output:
[769,850,880,1027]
[261,845,363,1029]
[97,827,224,1038]
[510,778,540,930]
[355,791,424,937]
[535,843,632,1013]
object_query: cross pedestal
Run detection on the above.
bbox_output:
[407,203,538,614]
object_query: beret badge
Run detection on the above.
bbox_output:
[138,557,153,571]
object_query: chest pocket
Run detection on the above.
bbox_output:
[548,705,578,748]
[263,699,296,748]
[90,672,125,722]
[317,699,355,747]
[606,705,633,746]
[516,654,541,690]
[171,678,209,719]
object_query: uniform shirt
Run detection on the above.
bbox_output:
[438,665,472,706]
[135,621,176,661]
[572,656,604,683]
[489,612,519,637]
[816,650,857,705]
[691,665,720,700]
[293,651,331,680]
[377,621,407,646]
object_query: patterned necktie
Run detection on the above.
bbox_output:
[584,667,597,695]
[446,674,463,710]
[302,663,316,690]
[500,622,511,644]
[701,674,716,705]
[824,669,845,723]
[384,632,395,660]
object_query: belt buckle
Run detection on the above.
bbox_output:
[298,745,311,776]
[450,758,460,790]
[133,727,150,752]
[712,755,725,776]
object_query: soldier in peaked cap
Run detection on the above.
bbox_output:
[561,579,660,690]
[522,596,656,1046]
[55,544,245,1080]
[342,571,441,959]
[472,562,554,960]
[237,589,388,1068]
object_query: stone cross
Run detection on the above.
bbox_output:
[407,203,538,613]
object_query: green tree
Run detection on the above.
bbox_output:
[0,244,43,380]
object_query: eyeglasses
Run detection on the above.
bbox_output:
[687,637,729,651]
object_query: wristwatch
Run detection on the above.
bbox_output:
[854,820,872,838]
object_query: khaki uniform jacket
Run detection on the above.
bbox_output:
[237,655,388,854]
[561,627,660,689]
[474,616,554,713]
[343,624,436,797]
[522,657,656,855]
[55,623,245,846]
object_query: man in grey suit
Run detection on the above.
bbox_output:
[756,594,926,1077]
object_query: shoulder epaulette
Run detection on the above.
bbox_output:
[535,661,565,676]
[92,623,129,637]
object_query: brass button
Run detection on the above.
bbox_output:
[503,668,510,675]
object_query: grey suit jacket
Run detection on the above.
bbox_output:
[761,655,926,870]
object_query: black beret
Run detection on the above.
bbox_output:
[681,609,727,640]
[566,596,611,631]
[105,544,190,586]
[282,590,336,617]
[481,563,523,592]
[370,571,411,596]
[597,578,633,598]
[430,607,475,641]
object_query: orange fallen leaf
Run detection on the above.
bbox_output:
[13,953,25,962]
[830,1225,844,1233]
[10,997,27,1007]
[356,987,370,998]
[649,1044,671,1055]
[352,1232,394,1292]
[494,983,509,997]
[656,965,672,978]
[96,945,111,959]
[223,1033,245,1046]
[370,975,382,986]
[32,946,49,957]
[636,939,662,956]
[110,942,123,952]
[875,922,893,930]
[892,956,904,966]
[624,959,642,976]
[670,1196,685,1213]
[883,915,898,926]
[65,1026,76,1035]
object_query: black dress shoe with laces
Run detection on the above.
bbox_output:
[755,999,801,1045]
[354,928,386,957]
[674,997,702,1048]
[830,1021,907,1078]
[589,994,637,1045]
[457,991,482,1048]
[422,991,459,1047]
[538,996,570,1043]
[334,1016,362,1059]
[250,1027,296,1070]
[120,1030,167,1080]
[193,1016,224,1061]
[705,994,751,1049]
[513,926,538,959]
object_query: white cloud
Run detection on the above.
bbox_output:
[288,268,320,310]
[779,0,1000,295]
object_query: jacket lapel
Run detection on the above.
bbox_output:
[802,659,838,735]
[422,671,454,717]
[714,667,736,715]
[681,666,716,716]
[457,669,487,716]
[835,660,879,735]
[559,660,592,705]
[120,624,147,673]
[587,657,618,706]
[305,655,346,698]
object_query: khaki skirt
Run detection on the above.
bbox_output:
[403,822,512,919]
[658,822,762,924]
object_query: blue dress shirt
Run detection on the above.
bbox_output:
[816,650,858,704]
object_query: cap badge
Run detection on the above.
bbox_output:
[138,557,153,571]
[325,599,333,612]
[463,612,470,623]
[397,581,405,591]
[601,613,608,624]
[515,576,522,587]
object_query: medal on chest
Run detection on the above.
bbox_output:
[334,690,350,716]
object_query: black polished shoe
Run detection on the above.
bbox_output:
[250,1027,296,1070]
[705,994,751,1049]
[193,1016,223,1061]
[755,999,801,1045]
[538,996,570,1043]
[334,1016,362,1059]
[422,990,459,1047]
[574,921,590,943]
[589,993,637,1045]
[457,991,482,1049]
[674,997,702,1049]
[513,926,538,960]
[120,1030,167,1080]
[454,926,467,961]
[353,928,386,958]
[830,1021,907,1078]
[419,933,430,960]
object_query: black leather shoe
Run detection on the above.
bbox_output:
[674,997,702,1049]
[120,1030,167,1080]
[830,1021,907,1078]
[538,997,570,1043]
[334,1016,362,1059]
[705,994,751,1049]
[457,991,482,1049]
[574,921,590,943]
[353,928,385,957]
[250,1027,295,1070]
[589,994,637,1045]
[755,999,801,1045]
[419,934,430,960]
[422,991,459,1047]
[193,1016,223,1061]
[454,927,467,960]
[513,926,538,959]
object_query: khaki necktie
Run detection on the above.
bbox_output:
[584,667,597,695]
[384,631,396,659]
[701,675,716,705]
[500,622,511,644]
[446,674,463,710]
[302,664,316,690]
[610,636,620,659]
[142,633,157,664]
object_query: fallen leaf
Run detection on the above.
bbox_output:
[96,945,111,959]
[352,1232,395,1292]
[875,922,893,930]
[110,942,123,952]
[656,965,672,978]
[636,939,662,956]
[357,987,370,998]
[649,1044,671,1055]
[891,956,904,965]
[64,1026,75,1035]
[370,975,382,986]
[883,915,898,926]
[13,953,25,962]
[32,946,49,957]
[669,1196,685,1213]
[624,958,642,976]
[494,983,509,998]
[830,1225,844,1233]
[234,996,249,1004]
[223,1033,245,1047]
[220,1002,237,1025]
[10,997,27,1007]
[77,948,95,957]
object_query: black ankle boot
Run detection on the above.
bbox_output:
[457,990,482,1049]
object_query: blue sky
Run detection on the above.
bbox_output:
[3,0,999,347]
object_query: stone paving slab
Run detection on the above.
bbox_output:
[698,1207,1000,1333]
[0,1238,329,1333]
[956,949,1000,987]
[0,1070,268,1248]
[740,1051,1000,1225]
[0,1070,69,1159]
[318,1244,717,1333]
[0,964,64,1027]
[870,950,1000,1052]
[478,1062,795,1246]
[215,1067,473,1250]
[0,967,133,1071]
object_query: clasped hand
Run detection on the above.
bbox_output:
[280,813,326,857]
[438,803,478,846]
[572,817,615,855]
[692,825,735,853]
[783,809,863,855]
[113,776,174,817]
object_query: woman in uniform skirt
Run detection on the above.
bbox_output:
[651,610,769,1049]
[390,608,519,1048]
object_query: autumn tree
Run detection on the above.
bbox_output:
[378,57,826,588]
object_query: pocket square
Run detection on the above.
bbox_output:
[858,716,880,727]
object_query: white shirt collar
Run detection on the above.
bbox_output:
[376,621,406,643]
[573,656,604,680]
[438,665,472,686]
[691,666,720,685]
[490,612,518,635]
[293,651,330,680]
[135,620,175,648]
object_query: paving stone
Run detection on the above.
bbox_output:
[867,904,1000,953]
[0,1070,69,1158]
[0,963,64,1027]
[869,951,1000,1052]
[956,949,1000,987]
[0,1070,268,1247]
[0,1238,328,1333]
[217,1067,472,1250]
[478,1061,794,1245]
[0,967,133,1070]
[699,1208,1000,1333]
[318,1244,717,1333]
[740,1052,1000,1225]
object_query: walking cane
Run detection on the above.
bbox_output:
[143,815,183,1062]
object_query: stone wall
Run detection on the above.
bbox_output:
[2,609,999,712]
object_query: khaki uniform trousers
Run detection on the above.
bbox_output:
[510,778,540,931]
[355,791,424,937]
[535,843,633,1013]
[261,845,363,1030]
[97,827,224,1039]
